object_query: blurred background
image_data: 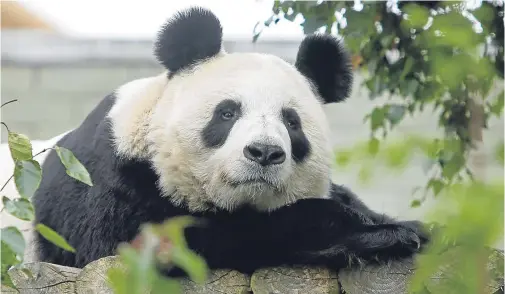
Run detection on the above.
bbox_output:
[1,0,503,222]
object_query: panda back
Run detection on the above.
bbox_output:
[31,89,189,267]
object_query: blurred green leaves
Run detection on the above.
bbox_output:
[107,216,209,294]
[334,135,481,192]
[408,181,504,294]
[333,134,504,293]
[401,3,430,30]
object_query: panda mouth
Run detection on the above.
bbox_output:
[227,177,276,188]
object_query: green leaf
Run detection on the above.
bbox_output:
[489,92,504,116]
[384,142,410,168]
[344,6,376,38]
[367,137,380,156]
[441,153,465,180]
[158,216,199,248]
[171,246,208,284]
[357,164,373,185]
[151,275,182,294]
[1,227,25,257]
[35,224,76,253]
[2,196,34,221]
[106,267,129,294]
[380,35,394,48]
[335,150,352,167]
[151,216,209,283]
[387,104,406,125]
[402,3,430,29]
[369,107,386,132]
[427,178,445,196]
[114,240,157,294]
[285,11,298,22]
[14,160,42,199]
[399,58,415,81]
[411,199,422,208]
[400,79,420,97]
[302,16,326,34]
[8,132,33,161]
[1,242,18,288]
[54,146,93,186]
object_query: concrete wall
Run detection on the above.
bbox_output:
[1,30,503,223]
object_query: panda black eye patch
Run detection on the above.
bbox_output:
[202,99,242,148]
[282,108,311,163]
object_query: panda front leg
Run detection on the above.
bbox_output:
[175,197,427,276]
[279,198,427,269]
[295,223,423,269]
[328,183,430,246]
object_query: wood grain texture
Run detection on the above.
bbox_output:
[251,266,340,294]
[8,261,81,294]
[5,250,504,294]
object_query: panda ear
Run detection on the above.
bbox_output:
[154,6,223,75]
[295,34,353,104]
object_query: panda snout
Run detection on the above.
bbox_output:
[243,143,286,166]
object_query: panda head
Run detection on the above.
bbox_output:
[110,7,353,212]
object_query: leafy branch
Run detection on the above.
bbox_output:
[0,102,209,293]
[259,0,504,198]
[1,100,91,288]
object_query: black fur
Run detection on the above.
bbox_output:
[201,99,242,148]
[154,6,222,75]
[32,93,428,274]
[295,34,354,104]
[282,107,311,163]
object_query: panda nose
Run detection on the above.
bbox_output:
[244,143,286,166]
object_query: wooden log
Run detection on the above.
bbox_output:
[8,261,81,294]
[250,266,340,294]
[5,250,504,294]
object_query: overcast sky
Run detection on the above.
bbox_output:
[19,0,307,39]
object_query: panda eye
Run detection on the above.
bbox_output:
[287,120,299,129]
[221,111,234,120]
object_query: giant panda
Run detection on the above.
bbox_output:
[32,7,428,275]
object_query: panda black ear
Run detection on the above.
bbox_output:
[295,34,353,104]
[154,7,223,75]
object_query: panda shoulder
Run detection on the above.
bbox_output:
[108,73,168,120]
[328,184,359,205]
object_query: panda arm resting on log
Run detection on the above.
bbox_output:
[31,7,429,276]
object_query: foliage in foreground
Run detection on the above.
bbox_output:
[334,136,504,294]
[107,216,209,294]
[0,101,208,292]
[1,104,87,287]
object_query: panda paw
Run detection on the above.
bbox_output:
[396,220,431,250]
[396,225,422,252]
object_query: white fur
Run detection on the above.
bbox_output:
[109,52,334,212]
[108,72,169,160]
